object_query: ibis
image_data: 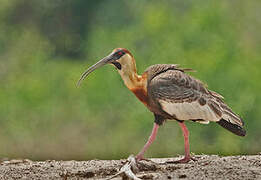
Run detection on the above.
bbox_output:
[77,48,246,163]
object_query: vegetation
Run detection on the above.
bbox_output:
[0,0,260,160]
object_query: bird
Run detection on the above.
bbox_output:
[77,48,246,163]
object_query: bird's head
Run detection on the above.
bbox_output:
[77,48,136,86]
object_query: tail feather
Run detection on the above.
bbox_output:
[217,119,246,136]
[207,88,246,136]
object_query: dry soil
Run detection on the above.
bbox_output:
[0,155,260,179]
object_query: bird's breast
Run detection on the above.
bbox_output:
[131,87,149,106]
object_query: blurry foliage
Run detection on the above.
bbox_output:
[0,0,260,160]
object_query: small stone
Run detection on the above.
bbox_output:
[179,174,187,178]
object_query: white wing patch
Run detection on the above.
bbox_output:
[159,100,220,123]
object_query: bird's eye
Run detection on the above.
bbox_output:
[114,51,124,59]
[113,50,125,60]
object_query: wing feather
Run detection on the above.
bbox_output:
[159,100,219,122]
[147,66,243,126]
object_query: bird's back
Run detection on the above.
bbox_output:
[144,64,246,136]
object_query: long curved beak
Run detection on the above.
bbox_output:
[77,53,114,87]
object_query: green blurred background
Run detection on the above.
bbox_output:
[0,0,260,160]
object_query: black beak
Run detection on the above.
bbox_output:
[77,53,114,87]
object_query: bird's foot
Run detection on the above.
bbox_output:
[135,154,155,164]
[135,154,147,161]
[166,155,197,164]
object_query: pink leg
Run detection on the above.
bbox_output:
[180,122,191,160]
[168,122,195,163]
[136,123,159,160]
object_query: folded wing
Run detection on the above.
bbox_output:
[146,64,245,136]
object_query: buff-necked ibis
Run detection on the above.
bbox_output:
[77,48,246,163]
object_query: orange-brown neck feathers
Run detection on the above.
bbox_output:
[113,49,148,105]
[130,72,148,106]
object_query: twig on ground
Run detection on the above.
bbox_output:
[106,155,141,180]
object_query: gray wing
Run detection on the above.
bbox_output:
[148,69,244,126]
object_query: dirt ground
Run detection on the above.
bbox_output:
[0,155,260,179]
